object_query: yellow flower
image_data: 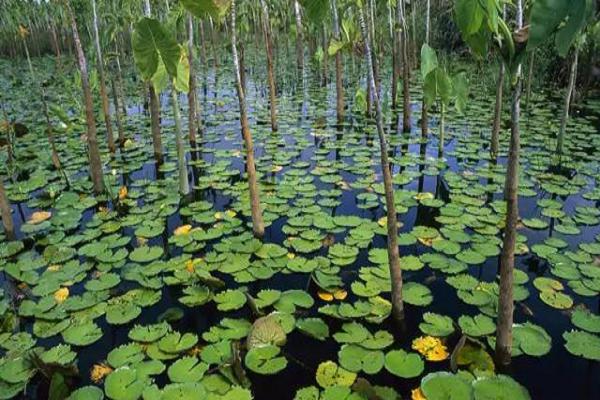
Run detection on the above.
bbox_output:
[411,336,449,362]
[287,252,296,259]
[317,290,334,302]
[185,259,195,273]
[214,212,223,220]
[137,236,148,246]
[118,186,128,200]
[271,165,283,172]
[54,288,69,304]
[174,225,192,236]
[333,289,348,300]
[28,211,51,224]
[414,192,434,201]
[90,363,113,383]
[411,388,427,400]
[18,25,29,39]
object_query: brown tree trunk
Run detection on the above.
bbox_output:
[495,0,523,367]
[0,178,14,241]
[260,0,278,132]
[111,78,125,148]
[67,1,104,195]
[230,0,265,238]
[332,0,344,127]
[399,0,411,132]
[556,50,578,163]
[491,63,505,160]
[358,6,404,321]
[92,0,115,154]
[294,0,304,73]
[187,14,199,145]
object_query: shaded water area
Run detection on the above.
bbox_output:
[1,55,599,399]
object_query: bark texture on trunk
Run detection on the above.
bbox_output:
[188,14,199,145]
[495,0,523,367]
[0,178,14,240]
[358,6,404,321]
[149,83,163,164]
[92,0,115,154]
[171,90,190,195]
[294,0,304,73]
[556,50,578,163]
[111,77,125,148]
[332,0,344,127]
[260,0,278,132]
[68,1,104,195]
[491,63,505,160]
[399,0,411,132]
[230,0,265,238]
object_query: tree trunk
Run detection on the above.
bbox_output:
[491,63,505,160]
[199,21,208,68]
[294,0,304,73]
[358,6,404,321]
[495,0,523,367]
[260,0,278,132]
[187,14,199,145]
[50,22,62,72]
[331,0,344,127]
[92,0,115,154]
[438,103,445,158]
[525,50,535,116]
[420,0,430,139]
[171,90,190,195]
[230,0,265,238]
[0,178,14,241]
[399,0,411,132]
[67,1,104,195]
[143,0,163,165]
[111,77,125,148]
[556,49,578,164]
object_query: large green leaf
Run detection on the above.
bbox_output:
[452,72,469,114]
[132,17,180,81]
[454,0,484,36]
[420,44,438,80]
[181,0,231,20]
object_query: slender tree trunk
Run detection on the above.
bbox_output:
[111,78,125,148]
[50,22,62,72]
[438,103,445,158]
[391,1,399,112]
[92,0,115,154]
[67,0,104,195]
[495,0,523,367]
[556,49,578,164]
[491,63,505,160]
[199,20,208,68]
[399,0,411,132]
[143,0,163,164]
[230,0,265,238]
[358,5,404,321]
[420,0,430,139]
[525,50,535,116]
[294,0,304,73]
[210,18,219,69]
[187,14,199,145]
[0,178,14,241]
[260,0,278,132]
[331,0,344,127]
[115,51,128,116]
[171,90,190,195]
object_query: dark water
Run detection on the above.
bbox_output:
[3,59,600,399]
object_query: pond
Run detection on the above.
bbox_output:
[0,54,599,400]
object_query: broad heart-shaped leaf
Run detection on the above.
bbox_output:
[452,72,469,114]
[454,0,484,36]
[473,375,531,400]
[129,245,164,263]
[424,68,453,108]
[40,344,77,366]
[563,330,600,361]
[296,318,330,341]
[383,350,424,378]
[244,345,287,375]
[0,357,35,383]
[403,282,433,306]
[62,321,103,346]
[158,332,198,354]
[128,322,170,343]
[421,44,438,80]
[315,361,357,388]
[338,344,384,375]
[458,314,496,337]
[571,309,600,333]
[107,343,145,368]
[132,17,180,81]
[104,367,147,400]
[247,314,287,349]
[181,0,231,20]
[421,372,473,399]
[106,302,142,325]
[67,386,104,400]
[419,313,455,337]
[167,356,208,382]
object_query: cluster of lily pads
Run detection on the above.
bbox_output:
[0,55,599,400]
